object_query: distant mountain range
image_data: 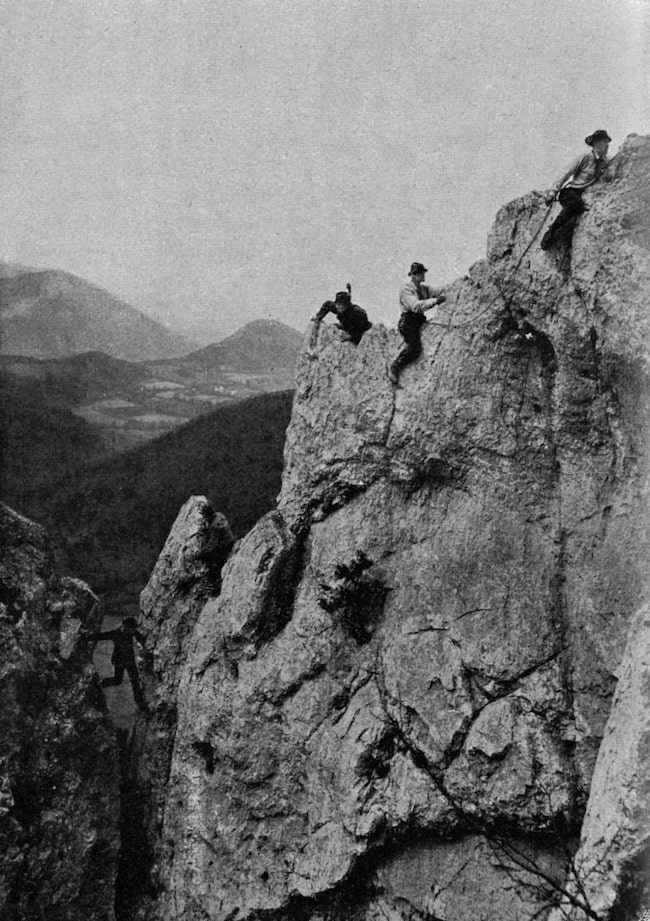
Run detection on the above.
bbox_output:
[0,263,302,611]
[179,319,304,371]
[0,264,191,360]
[0,262,305,367]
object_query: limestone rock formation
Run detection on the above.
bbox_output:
[549,604,650,920]
[0,503,120,921]
[149,134,649,920]
[123,497,234,919]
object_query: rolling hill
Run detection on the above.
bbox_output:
[14,389,295,612]
[1,308,301,612]
[0,352,156,458]
[0,265,191,360]
[0,319,303,451]
[179,318,303,371]
[0,370,107,510]
[0,350,151,404]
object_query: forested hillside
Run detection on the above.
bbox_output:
[19,390,294,610]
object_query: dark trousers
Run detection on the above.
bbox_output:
[391,312,426,378]
[102,662,145,707]
[546,187,586,244]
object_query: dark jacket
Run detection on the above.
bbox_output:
[90,627,145,667]
[315,301,372,345]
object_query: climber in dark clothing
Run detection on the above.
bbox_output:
[311,288,372,345]
[540,129,612,251]
[88,617,147,709]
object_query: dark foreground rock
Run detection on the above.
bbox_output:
[0,503,120,921]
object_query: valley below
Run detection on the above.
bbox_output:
[0,312,302,616]
[1,319,301,451]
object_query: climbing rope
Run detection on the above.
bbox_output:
[427,198,556,331]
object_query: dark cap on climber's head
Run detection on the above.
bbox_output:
[334,290,351,305]
[122,617,137,629]
[408,262,428,275]
[585,129,611,146]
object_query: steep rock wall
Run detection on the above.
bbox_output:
[157,135,650,921]
[123,497,234,920]
[549,604,650,920]
[0,503,121,921]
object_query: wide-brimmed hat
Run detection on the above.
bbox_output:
[585,129,611,146]
[408,262,428,275]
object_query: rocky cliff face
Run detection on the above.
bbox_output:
[145,134,650,921]
[0,503,121,921]
[123,498,234,920]
[549,604,650,921]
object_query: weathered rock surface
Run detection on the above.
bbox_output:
[549,604,650,920]
[0,502,120,921]
[122,497,234,919]
[150,135,650,920]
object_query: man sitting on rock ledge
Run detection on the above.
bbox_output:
[311,287,372,346]
[540,129,612,251]
[388,262,446,385]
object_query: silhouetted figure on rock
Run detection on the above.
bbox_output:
[388,262,446,385]
[311,287,372,346]
[88,617,147,710]
[540,129,611,251]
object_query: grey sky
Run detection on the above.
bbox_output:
[1,0,648,337]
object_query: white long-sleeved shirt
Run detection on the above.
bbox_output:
[399,278,444,314]
[553,150,609,193]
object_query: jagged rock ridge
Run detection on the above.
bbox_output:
[137,135,650,921]
[122,497,234,919]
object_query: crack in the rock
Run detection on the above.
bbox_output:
[453,605,494,622]
[545,334,582,827]
[370,639,570,830]
[462,645,567,705]
[383,379,398,445]
[405,624,450,635]
[428,852,474,902]
[587,324,626,488]
[329,669,376,729]
[258,660,328,707]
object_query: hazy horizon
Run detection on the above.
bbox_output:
[2,0,648,338]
